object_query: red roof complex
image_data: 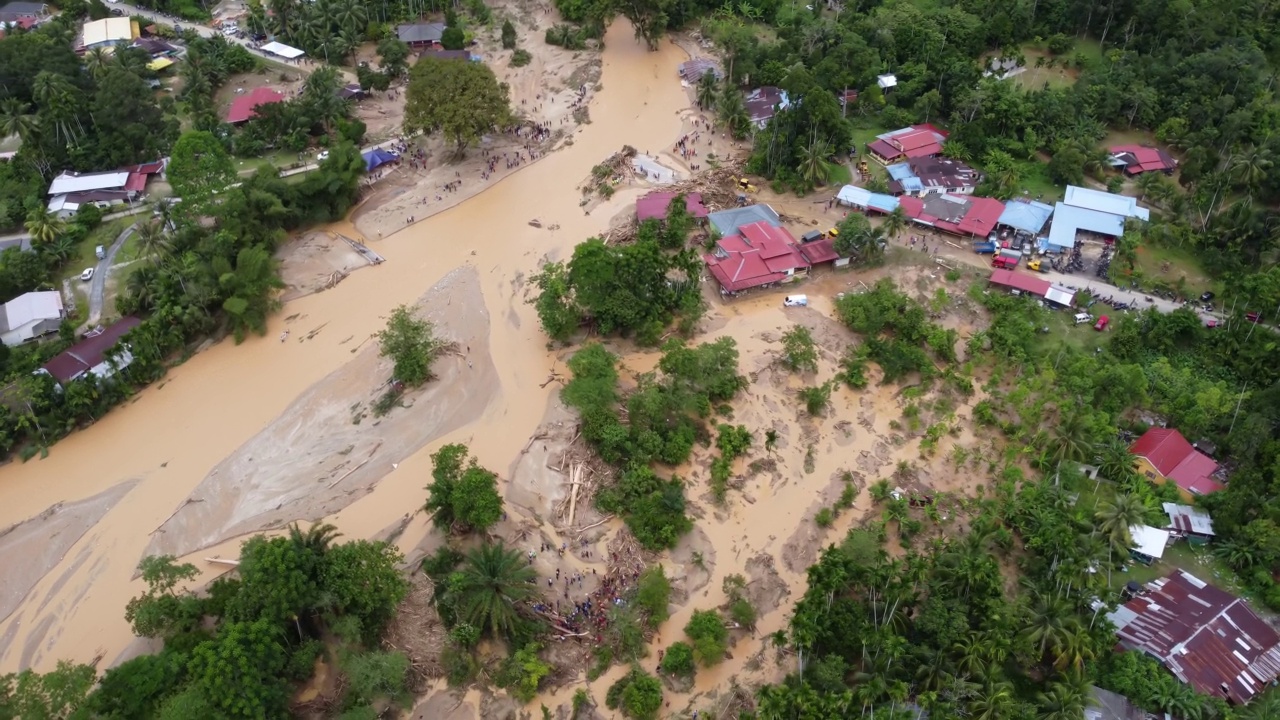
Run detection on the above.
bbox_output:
[41,317,142,383]
[1130,427,1222,495]
[1109,144,1176,176]
[226,87,285,124]
[867,124,948,164]
[898,194,1005,237]
[635,191,709,221]
[1109,571,1280,704]
[703,221,809,294]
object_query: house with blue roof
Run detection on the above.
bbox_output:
[1044,186,1149,253]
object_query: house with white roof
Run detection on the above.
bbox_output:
[0,291,64,346]
[1128,524,1170,565]
[46,162,164,217]
[1044,185,1150,253]
[80,16,135,49]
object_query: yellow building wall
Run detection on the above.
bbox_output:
[1133,456,1194,502]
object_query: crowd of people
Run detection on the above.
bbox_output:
[524,539,648,645]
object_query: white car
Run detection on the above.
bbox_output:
[317,150,330,161]
[80,268,95,282]
[783,294,808,307]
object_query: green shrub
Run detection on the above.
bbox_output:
[634,565,672,623]
[684,610,728,667]
[660,642,695,677]
[497,643,552,703]
[606,667,663,720]
[815,507,835,527]
[511,48,532,67]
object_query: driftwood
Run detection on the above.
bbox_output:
[560,514,615,534]
[327,441,382,489]
[566,463,582,528]
[205,557,240,567]
[520,431,549,455]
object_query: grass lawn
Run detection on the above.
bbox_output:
[1038,306,1108,354]
[58,218,134,284]
[1129,242,1213,296]
[113,228,142,264]
[235,150,299,175]
[1113,541,1252,600]
[825,160,852,187]
[1013,159,1064,202]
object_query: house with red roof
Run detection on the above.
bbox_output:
[703,221,810,296]
[226,87,285,125]
[1130,427,1222,498]
[1108,570,1280,705]
[39,317,142,387]
[866,124,948,165]
[635,191,709,222]
[1108,144,1176,176]
[897,194,1005,238]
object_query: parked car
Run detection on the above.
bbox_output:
[80,268,95,282]
[1200,291,1215,302]
[1073,313,1092,325]
[1094,315,1110,331]
[973,241,996,254]
[1246,311,1261,323]
[992,255,1017,269]
[95,245,105,260]
[317,151,330,161]
[783,295,808,307]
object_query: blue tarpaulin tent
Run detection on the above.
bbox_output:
[362,148,399,172]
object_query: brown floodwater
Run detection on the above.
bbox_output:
[0,20,691,673]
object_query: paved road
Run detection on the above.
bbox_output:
[86,223,136,325]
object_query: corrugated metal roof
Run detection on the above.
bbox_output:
[989,269,1050,295]
[1063,185,1150,221]
[1130,428,1222,495]
[0,291,62,334]
[1109,570,1280,704]
[47,170,130,196]
[1129,524,1170,559]
[81,17,132,46]
[1164,503,1215,536]
[998,199,1054,235]
[707,204,780,237]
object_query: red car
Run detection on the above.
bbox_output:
[1094,315,1110,331]
[1246,311,1261,323]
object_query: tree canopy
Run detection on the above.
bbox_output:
[404,57,513,156]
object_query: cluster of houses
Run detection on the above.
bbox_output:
[45,161,167,218]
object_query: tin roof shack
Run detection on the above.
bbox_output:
[1108,570,1280,705]
[1109,144,1177,176]
[703,221,810,296]
[1128,524,1171,564]
[226,87,285,124]
[866,124,947,165]
[1163,502,1215,545]
[1086,686,1148,720]
[1130,427,1222,498]
[678,57,723,82]
[0,291,64,346]
[744,86,790,128]
[836,185,900,214]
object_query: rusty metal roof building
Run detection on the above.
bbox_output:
[1108,570,1280,704]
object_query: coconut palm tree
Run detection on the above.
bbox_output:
[1021,589,1074,660]
[717,83,750,139]
[1229,146,1274,198]
[881,206,908,244]
[1051,409,1093,466]
[1095,493,1145,546]
[24,209,64,245]
[331,0,368,39]
[32,71,82,144]
[288,522,342,556]
[450,542,538,640]
[1097,439,1138,484]
[696,71,718,110]
[40,235,76,265]
[1035,679,1086,720]
[126,265,161,311]
[0,98,38,144]
[797,135,832,190]
[83,47,112,79]
[969,680,1014,720]
[134,219,172,261]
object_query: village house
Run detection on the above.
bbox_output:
[39,317,142,387]
[898,193,1005,238]
[1087,686,1150,720]
[836,185,900,215]
[744,86,790,129]
[46,161,165,217]
[866,124,947,165]
[1129,427,1222,498]
[79,17,136,50]
[0,0,46,23]
[706,204,781,237]
[987,269,1076,307]
[396,22,446,49]
[0,291,64,347]
[996,198,1055,239]
[1109,570,1280,705]
[635,191,708,222]
[1163,502,1215,545]
[1044,185,1150,253]
[1127,524,1171,565]
[226,87,285,125]
[703,221,810,296]
[677,57,723,82]
[886,157,982,196]
[1108,144,1176,176]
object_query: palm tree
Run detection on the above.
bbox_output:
[451,542,537,639]
[1134,171,1164,202]
[134,219,171,261]
[1051,410,1093,466]
[1241,691,1280,720]
[1229,146,1274,194]
[83,47,112,79]
[1052,624,1097,672]
[696,71,718,111]
[331,0,368,38]
[1021,590,1074,660]
[0,98,38,143]
[1035,679,1086,720]
[1097,439,1137,484]
[126,265,161,311]
[32,71,82,144]
[969,680,1013,720]
[881,206,908,243]
[24,208,64,245]
[1095,493,1145,546]
[797,135,832,190]
[288,522,342,556]
[1215,539,1260,570]
[941,140,971,162]
[717,83,750,139]
[40,235,76,265]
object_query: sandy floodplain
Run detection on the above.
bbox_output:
[0,10,1004,718]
